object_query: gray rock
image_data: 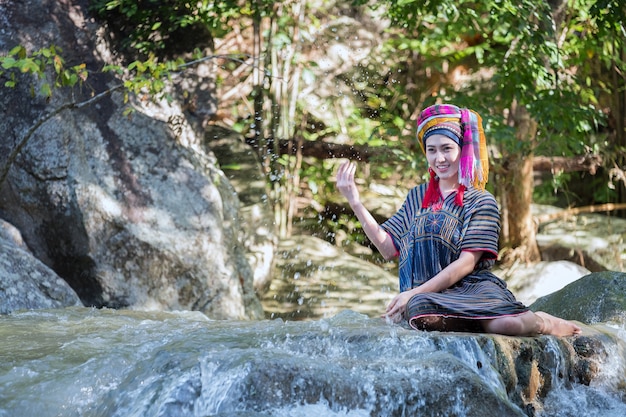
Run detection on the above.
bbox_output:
[204,125,277,295]
[263,235,397,320]
[534,204,626,273]
[0,221,82,313]
[0,0,262,319]
[495,260,591,306]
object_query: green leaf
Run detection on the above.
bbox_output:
[9,45,26,59]
[21,60,41,74]
[1,57,16,69]
[220,163,242,170]
[40,82,52,97]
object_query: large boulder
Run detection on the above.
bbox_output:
[0,0,262,319]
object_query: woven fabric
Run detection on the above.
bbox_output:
[381,183,528,326]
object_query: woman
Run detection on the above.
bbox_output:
[336,104,581,336]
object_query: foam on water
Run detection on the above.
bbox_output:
[0,308,625,417]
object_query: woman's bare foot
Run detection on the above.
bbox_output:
[535,311,582,336]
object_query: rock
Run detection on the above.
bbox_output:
[494,260,591,306]
[262,235,398,320]
[0,220,82,313]
[0,0,262,319]
[534,205,626,273]
[235,349,528,416]
[530,271,626,325]
[204,125,277,295]
[0,219,30,252]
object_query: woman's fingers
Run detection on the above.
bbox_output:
[382,307,403,323]
[336,161,360,202]
[346,161,355,178]
[337,160,355,182]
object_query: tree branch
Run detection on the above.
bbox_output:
[535,202,626,224]
[247,136,604,173]
[532,154,604,174]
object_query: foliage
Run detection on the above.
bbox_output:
[0,45,88,98]
[90,0,626,241]
[355,0,611,154]
[89,0,276,56]
[0,40,248,109]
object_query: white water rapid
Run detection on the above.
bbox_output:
[0,308,625,416]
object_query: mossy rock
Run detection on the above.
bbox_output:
[529,271,626,325]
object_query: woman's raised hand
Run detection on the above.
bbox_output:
[336,160,360,205]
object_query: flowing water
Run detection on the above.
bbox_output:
[1,307,625,417]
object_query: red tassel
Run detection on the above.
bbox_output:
[454,184,466,207]
[422,168,441,209]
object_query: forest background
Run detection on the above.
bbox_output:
[3,0,625,268]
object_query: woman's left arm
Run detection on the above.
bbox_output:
[384,250,483,320]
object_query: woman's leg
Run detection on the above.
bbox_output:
[482,311,582,336]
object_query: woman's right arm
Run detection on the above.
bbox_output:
[336,161,398,259]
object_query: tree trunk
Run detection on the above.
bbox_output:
[500,103,541,263]
[611,39,626,215]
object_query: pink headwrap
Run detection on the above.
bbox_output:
[416,104,489,208]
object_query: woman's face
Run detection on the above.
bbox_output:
[425,134,461,183]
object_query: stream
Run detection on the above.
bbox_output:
[1,307,626,416]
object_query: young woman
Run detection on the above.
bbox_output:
[336,104,581,336]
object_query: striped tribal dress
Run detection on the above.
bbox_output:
[381,184,528,330]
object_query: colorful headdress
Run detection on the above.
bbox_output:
[416,104,489,208]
